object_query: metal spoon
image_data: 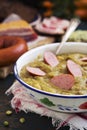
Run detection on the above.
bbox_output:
[56,18,80,55]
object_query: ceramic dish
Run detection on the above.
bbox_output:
[34,16,70,35]
[14,42,87,113]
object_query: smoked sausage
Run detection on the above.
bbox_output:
[26,66,46,76]
[67,60,82,77]
[44,51,59,67]
[50,74,75,90]
[0,36,28,67]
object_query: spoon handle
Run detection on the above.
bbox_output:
[56,18,80,55]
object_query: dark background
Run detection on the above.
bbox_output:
[0,0,87,23]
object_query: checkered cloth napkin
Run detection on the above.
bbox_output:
[5,81,87,130]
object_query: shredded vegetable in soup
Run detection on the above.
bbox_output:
[20,52,87,95]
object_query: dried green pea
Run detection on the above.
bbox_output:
[5,110,12,115]
[19,117,25,123]
[3,121,9,127]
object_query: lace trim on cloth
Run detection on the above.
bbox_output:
[5,81,87,130]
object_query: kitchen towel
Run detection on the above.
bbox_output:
[6,81,87,130]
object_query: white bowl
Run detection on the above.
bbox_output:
[14,42,87,113]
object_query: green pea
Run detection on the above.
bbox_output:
[19,117,25,123]
[5,110,12,115]
[3,121,9,127]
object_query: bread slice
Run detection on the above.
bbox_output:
[0,20,38,41]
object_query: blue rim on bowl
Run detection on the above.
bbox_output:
[13,42,87,112]
[14,64,87,98]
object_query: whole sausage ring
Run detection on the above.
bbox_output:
[0,36,28,67]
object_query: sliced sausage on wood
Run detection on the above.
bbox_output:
[80,57,87,62]
[50,74,75,90]
[67,60,82,77]
[44,51,59,67]
[26,66,46,76]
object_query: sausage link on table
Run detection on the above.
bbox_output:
[0,36,28,67]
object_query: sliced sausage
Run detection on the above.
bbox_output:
[44,51,59,67]
[26,66,46,76]
[50,74,75,90]
[79,102,87,109]
[67,60,82,77]
[80,57,87,62]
